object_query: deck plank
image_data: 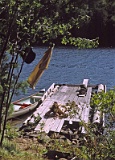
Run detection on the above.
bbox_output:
[63,86,79,103]
[56,119,65,132]
[41,118,55,133]
[34,117,47,132]
[36,100,53,115]
[50,118,64,132]
[81,87,92,133]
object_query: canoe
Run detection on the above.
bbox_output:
[8,89,45,119]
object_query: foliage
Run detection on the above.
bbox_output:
[62,37,99,49]
[5,122,19,140]
[0,0,115,48]
[89,89,115,159]
[91,88,115,124]
[14,81,29,95]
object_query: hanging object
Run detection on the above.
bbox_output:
[21,47,36,64]
[27,44,55,89]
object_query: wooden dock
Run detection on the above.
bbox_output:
[22,79,106,134]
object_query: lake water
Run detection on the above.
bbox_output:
[14,47,115,100]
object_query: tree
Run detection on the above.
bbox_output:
[0,0,44,146]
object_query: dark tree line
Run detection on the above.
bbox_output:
[33,0,115,47]
[1,0,114,48]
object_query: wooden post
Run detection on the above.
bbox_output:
[82,79,89,88]
[79,79,89,97]
[93,84,105,124]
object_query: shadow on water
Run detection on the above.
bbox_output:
[9,110,34,129]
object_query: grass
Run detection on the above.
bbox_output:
[0,123,48,160]
[0,129,115,160]
[0,138,48,160]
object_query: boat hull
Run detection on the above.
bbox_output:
[8,90,45,119]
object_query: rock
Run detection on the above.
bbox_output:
[59,158,68,160]
[58,138,65,144]
[22,138,28,143]
[49,132,60,139]
[68,129,73,135]
[73,134,79,139]
[38,133,50,144]
[15,137,24,143]
[60,130,68,134]
[29,134,38,138]
[66,138,72,145]
[60,135,66,140]
[73,130,78,135]
[32,137,38,143]
[72,138,80,146]
[45,150,70,160]
[71,156,77,160]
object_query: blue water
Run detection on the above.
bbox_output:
[14,47,115,100]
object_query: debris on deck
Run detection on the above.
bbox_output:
[20,79,106,136]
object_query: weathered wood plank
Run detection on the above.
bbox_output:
[52,86,68,97]
[60,85,69,92]
[78,79,89,97]
[77,95,86,104]
[50,118,65,133]
[83,79,89,88]
[93,110,101,124]
[37,100,54,117]
[49,85,60,97]
[64,86,79,103]
[56,119,65,132]
[34,117,47,132]
[50,86,70,101]
[81,87,92,133]
[81,104,90,122]
[41,118,55,133]
[85,87,92,104]
[50,118,63,132]
[50,87,72,103]
[41,83,55,101]
[97,84,105,93]
[62,102,84,127]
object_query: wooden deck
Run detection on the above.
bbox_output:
[23,79,106,134]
